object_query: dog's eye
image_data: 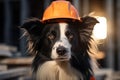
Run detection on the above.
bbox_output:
[47,31,56,40]
[65,31,74,40]
[48,34,55,40]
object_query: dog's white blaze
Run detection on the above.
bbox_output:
[59,23,71,49]
[59,23,67,39]
[51,23,72,60]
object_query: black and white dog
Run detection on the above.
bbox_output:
[21,16,98,80]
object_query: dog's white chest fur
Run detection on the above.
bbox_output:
[36,61,83,80]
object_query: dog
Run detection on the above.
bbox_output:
[21,16,98,80]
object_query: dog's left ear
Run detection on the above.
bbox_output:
[21,18,44,37]
[80,16,99,36]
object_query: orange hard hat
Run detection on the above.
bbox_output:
[41,1,81,23]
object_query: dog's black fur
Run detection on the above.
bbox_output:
[21,16,98,80]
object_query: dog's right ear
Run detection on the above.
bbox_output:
[21,18,44,36]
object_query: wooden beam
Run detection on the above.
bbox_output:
[116,0,120,70]
[0,57,33,65]
[0,67,31,79]
[105,0,114,69]
[0,65,7,71]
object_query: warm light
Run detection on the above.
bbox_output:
[93,17,107,40]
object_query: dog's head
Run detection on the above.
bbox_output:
[21,16,98,73]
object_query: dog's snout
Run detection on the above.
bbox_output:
[56,46,67,56]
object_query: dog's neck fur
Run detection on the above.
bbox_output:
[36,61,83,80]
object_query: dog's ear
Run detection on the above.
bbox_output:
[21,18,44,36]
[80,16,99,36]
[21,18,45,54]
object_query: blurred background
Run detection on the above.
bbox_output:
[0,0,120,80]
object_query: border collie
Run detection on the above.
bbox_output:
[21,16,98,80]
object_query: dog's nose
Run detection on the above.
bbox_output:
[56,46,67,56]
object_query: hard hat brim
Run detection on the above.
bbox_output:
[40,18,82,24]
